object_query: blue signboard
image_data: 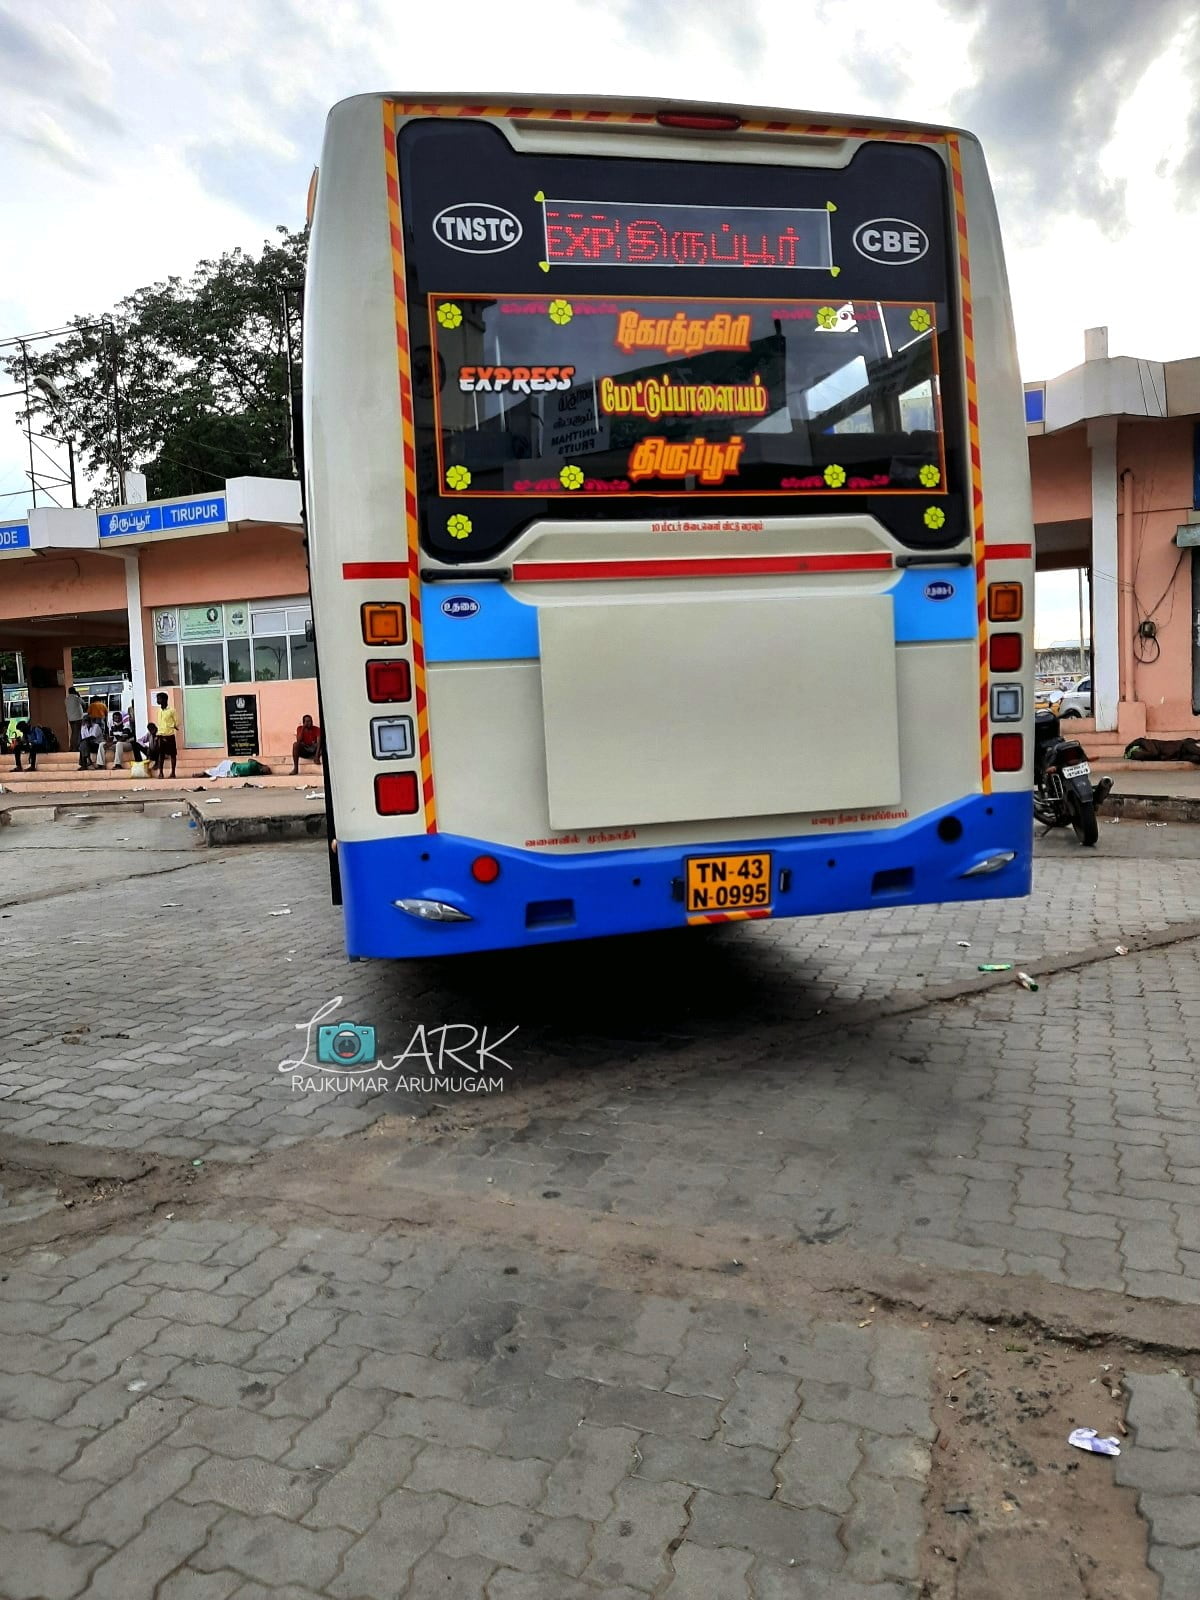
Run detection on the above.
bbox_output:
[1024,387,1045,425]
[0,522,30,551]
[98,495,226,540]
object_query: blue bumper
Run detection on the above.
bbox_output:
[338,792,1032,959]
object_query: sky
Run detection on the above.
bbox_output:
[1,0,1198,644]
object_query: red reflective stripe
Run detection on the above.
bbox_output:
[512,553,893,583]
[985,544,1032,560]
[343,562,410,579]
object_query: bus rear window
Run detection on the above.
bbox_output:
[428,294,945,502]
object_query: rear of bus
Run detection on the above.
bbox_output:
[304,94,1033,959]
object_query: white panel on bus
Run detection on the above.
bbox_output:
[538,595,901,829]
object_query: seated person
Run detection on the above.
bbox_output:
[78,713,106,770]
[10,720,42,772]
[291,714,322,775]
[111,711,146,768]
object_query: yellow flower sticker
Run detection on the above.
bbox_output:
[918,464,941,488]
[824,464,846,488]
[437,303,463,330]
[548,299,573,326]
[923,506,946,529]
[445,465,472,491]
[909,307,931,334]
[446,514,473,540]
[816,305,838,330]
[559,464,584,490]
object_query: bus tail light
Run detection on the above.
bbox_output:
[470,855,501,884]
[989,633,1022,672]
[366,659,412,702]
[374,772,419,815]
[656,111,743,132]
[361,603,407,645]
[991,733,1024,771]
[987,582,1023,622]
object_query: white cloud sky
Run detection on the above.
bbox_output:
[1,0,1197,644]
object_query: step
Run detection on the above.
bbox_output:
[0,775,322,797]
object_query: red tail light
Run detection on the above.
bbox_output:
[656,111,742,131]
[991,733,1024,772]
[470,855,501,884]
[366,659,412,702]
[375,773,419,815]
[989,633,1022,672]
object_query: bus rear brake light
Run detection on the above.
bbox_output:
[989,633,1022,671]
[361,603,407,645]
[987,582,1023,622]
[470,855,501,884]
[374,772,419,815]
[991,733,1024,771]
[656,111,742,131]
[366,659,412,702]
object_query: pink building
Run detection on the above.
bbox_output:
[1026,328,1200,753]
[0,478,318,763]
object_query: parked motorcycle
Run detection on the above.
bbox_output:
[1033,711,1112,846]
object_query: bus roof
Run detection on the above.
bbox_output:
[329,91,978,147]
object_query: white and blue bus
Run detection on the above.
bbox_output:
[304,94,1034,958]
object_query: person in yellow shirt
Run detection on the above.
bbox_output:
[153,691,179,779]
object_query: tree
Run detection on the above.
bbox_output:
[6,227,306,505]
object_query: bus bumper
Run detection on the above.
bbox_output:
[337,791,1032,958]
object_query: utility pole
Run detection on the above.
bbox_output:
[108,318,124,502]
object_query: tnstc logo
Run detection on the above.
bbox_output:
[433,203,523,254]
[852,218,929,264]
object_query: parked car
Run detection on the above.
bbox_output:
[1052,677,1092,718]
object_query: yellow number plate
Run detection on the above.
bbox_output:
[685,852,772,914]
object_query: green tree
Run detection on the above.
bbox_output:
[71,645,131,679]
[7,227,306,505]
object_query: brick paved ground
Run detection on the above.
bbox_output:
[0,1218,931,1599]
[4,816,1200,1594]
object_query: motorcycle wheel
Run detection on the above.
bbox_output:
[1069,795,1099,846]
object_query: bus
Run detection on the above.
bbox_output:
[304,94,1034,959]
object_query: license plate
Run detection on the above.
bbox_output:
[1062,761,1090,779]
[685,852,772,914]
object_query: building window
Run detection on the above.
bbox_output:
[152,599,315,686]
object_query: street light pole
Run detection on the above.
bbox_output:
[108,319,125,501]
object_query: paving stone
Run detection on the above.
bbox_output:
[328,1488,456,1595]
[541,1425,638,1521]
[406,1443,548,1508]
[1125,1371,1200,1452]
[859,1432,932,1484]
[666,1330,745,1400]
[350,1348,476,1400]
[157,1571,243,1600]
[799,1381,936,1441]
[579,1477,692,1592]
[303,1435,423,1534]
[485,1571,642,1600]
[585,1383,720,1440]
[179,1455,319,1520]
[869,1327,930,1398]
[0,1467,100,1534]
[0,1371,87,1422]
[661,1541,753,1598]
[1150,1546,1200,1600]
[402,1551,498,1598]
[191,1510,352,1588]
[635,1435,777,1498]
[0,1529,110,1600]
[719,1368,800,1451]
[775,1419,862,1514]
[1115,1448,1200,1495]
[685,1489,844,1572]
[547,1345,670,1390]
[64,1397,193,1483]
[439,1500,592,1577]
[0,1419,95,1475]
[841,1472,924,1582]
[751,1563,910,1599]
[166,1404,299,1463]
[1138,1492,1200,1550]
[377,1395,508,1451]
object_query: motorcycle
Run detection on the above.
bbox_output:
[1033,711,1112,846]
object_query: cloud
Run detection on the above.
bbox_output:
[611,0,767,75]
[0,3,123,138]
[944,0,1200,234]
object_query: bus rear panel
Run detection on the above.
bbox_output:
[304,96,1033,958]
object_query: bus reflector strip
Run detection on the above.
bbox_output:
[687,908,773,926]
[986,544,1032,561]
[511,553,894,583]
[343,562,411,580]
